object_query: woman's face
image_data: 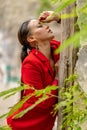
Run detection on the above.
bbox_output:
[27,19,54,42]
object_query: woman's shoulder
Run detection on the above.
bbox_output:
[22,50,42,68]
[23,52,36,62]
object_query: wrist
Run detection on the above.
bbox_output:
[53,12,61,23]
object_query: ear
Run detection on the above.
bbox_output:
[27,36,36,43]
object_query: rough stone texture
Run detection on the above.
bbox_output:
[75,0,87,91]
[76,0,87,44]
[75,0,87,129]
[75,45,87,92]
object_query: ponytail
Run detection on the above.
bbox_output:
[21,45,28,62]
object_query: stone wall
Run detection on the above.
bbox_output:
[75,0,87,92]
[75,0,87,129]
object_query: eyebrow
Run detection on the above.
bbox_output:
[37,21,48,26]
[38,23,41,25]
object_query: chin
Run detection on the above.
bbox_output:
[50,35,55,40]
[45,35,55,41]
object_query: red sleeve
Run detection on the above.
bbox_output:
[50,39,60,63]
[22,61,58,109]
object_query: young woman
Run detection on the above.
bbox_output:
[7,11,61,130]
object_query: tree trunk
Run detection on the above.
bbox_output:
[57,3,77,130]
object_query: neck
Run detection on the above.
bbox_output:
[38,41,51,60]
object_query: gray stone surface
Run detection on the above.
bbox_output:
[75,44,87,92]
[75,0,87,92]
[75,0,87,129]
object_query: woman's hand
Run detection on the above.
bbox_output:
[38,11,61,23]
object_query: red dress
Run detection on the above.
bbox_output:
[7,40,60,130]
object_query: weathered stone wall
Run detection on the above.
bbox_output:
[75,0,87,129]
[75,0,87,92]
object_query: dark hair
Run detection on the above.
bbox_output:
[18,20,32,62]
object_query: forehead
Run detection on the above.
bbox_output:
[28,19,40,28]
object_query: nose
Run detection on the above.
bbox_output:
[45,25,49,29]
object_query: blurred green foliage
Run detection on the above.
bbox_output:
[37,0,52,15]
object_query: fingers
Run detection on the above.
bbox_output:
[39,11,61,24]
[39,12,49,22]
[38,11,53,23]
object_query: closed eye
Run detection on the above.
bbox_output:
[37,22,48,28]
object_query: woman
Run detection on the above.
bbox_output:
[7,11,61,130]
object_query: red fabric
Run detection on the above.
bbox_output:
[7,40,60,130]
